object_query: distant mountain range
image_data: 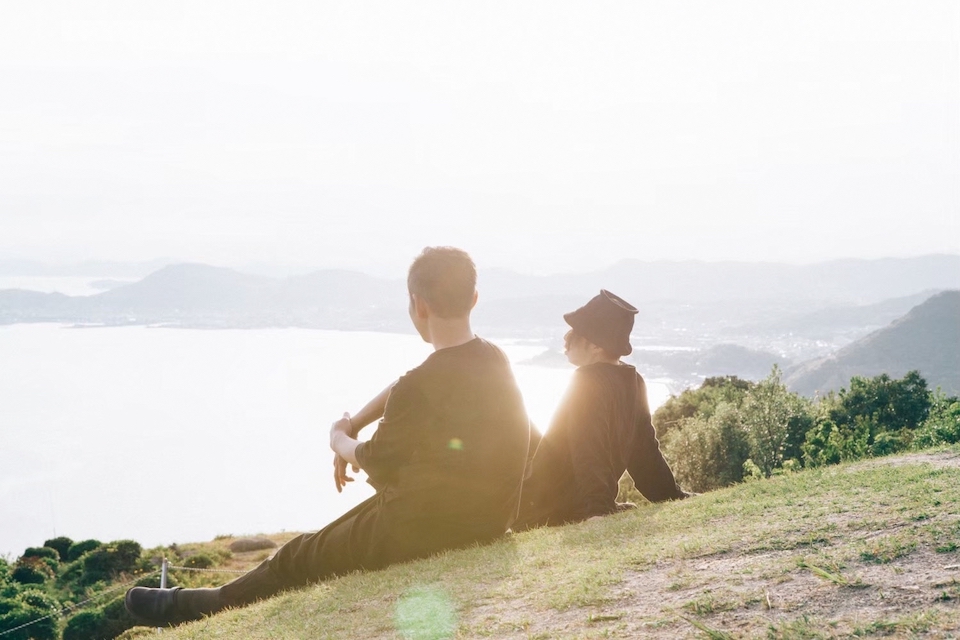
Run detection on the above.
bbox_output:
[478,254,960,306]
[785,291,960,396]
[0,263,411,331]
[2,257,958,388]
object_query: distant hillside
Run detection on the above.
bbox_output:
[1,257,957,352]
[785,290,960,396]
[480,254,960,305]
[0,264,410,331]
[725,290,939,340]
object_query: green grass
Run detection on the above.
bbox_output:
[142,447,960,639]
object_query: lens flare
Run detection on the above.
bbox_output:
[394,585,457,640]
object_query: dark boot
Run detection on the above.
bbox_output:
[125,586,224,626]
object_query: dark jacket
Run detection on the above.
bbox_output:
[356,336,532,558]
[515,362,684,529]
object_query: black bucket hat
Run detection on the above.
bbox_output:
[563,289,638,357]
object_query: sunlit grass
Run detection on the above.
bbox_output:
[140,446,960,639]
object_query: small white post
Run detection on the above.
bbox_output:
[157,557,169,634]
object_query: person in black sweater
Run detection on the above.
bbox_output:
[514,290,690,530]
[125,247,531,626]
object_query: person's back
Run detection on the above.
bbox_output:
[357,336,530,561]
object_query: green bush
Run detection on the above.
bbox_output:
[0,598,16,616]
[0,589,59,640]
[43,537,74,562]
[822,371,931,442]
[662,403,751,492]
[81,541,142,585]
[21,547,59,563]
[0,584,20,599]
[871,429,910,457]
[184,553,215,569]
[741,366,812,477]
[63,609,105,640]
[67,539,103,562]
[653,376,753,439]
[58,559,84,586]
[658,370,937,488]
[10,559,52,585]
[62,595,138,640]
[912,393,960,449]
[99,595,138,638]
[17,589,59,614]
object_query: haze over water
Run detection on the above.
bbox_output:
[1,323,669,558]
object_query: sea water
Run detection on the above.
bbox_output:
[0,324,669,558]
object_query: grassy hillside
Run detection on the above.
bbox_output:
[121,447,960,639]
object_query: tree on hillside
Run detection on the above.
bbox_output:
[741,366,813,477]
[802,371,934,465]
[912,390,960,449]
[653,376,754,438]
[661,403,751,492]
[820,371,931,456]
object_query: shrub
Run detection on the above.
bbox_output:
[0,589,59,640]
[63,596,139,640]
[229,537,277,553]
[63,609,105,640]
[0,599,15,618]
[17,589,59,615]
[10,559,52,585]
[871,430,910,457]
[802,417,872,466]
[58,559,84,585]
[662,403,751,492]
[67,539,102,562]
[99,594,138,637]
[183,553,215,569]
[821,372,932,446]
[653,376,753,438]
[741,366,811,477]
[0,584,20,599]
[21,547,59,563]
[912,393,960,449]
[82,541,142,585]
[43,537,74,562]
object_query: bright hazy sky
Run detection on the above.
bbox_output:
[1,1,958,275]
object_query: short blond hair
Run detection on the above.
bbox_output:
[407,247,477,318]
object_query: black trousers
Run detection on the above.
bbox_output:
[219,495,383,607]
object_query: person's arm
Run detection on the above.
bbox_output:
[352,378,423,489]
[330,413,361,467]
[349,381,396,436]
[626,376,688,502]
[332,381,396,492]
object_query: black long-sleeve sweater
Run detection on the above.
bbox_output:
[515,362,685,529]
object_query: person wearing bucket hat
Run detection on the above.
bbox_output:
[514,290,690,530]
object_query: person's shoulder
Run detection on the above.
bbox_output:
[577,361,635,381]
[429,336,510,366]
[391,355,436,393]
[471,336,510,361]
